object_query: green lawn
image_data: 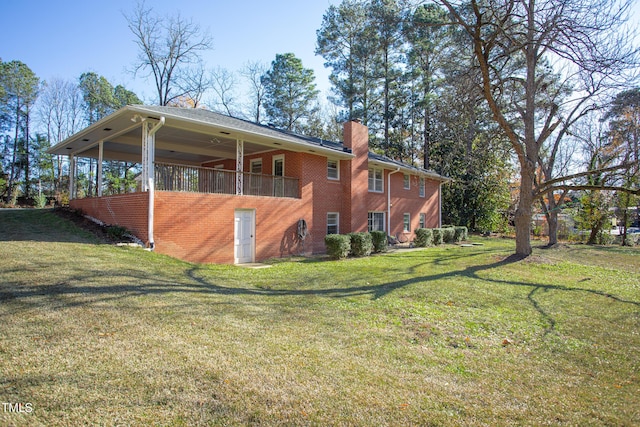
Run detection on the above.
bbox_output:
[1,209,639,426]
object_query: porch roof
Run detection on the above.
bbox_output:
[47,105,355,165]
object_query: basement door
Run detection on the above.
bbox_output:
[234,209,255,264]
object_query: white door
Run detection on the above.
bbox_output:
[234,209,255,264]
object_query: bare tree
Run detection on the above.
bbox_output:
[37,78,84,199]
[125,1,212,106]
[209,66,239,116]
[240,61,267,123]
[438,0,639,257]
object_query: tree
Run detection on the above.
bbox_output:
[261,53,320,132]
[0,60,40,202]
[438,0,639,257]
[316,0,380,125]
[604,88,640,244]
[78,72,116,123]
[210,66,239,116]
[126,1,212,106]
[403,3,452,169]
[37,78,83,201]
[240,61,268,123]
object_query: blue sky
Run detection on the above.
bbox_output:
[0,0,338,104]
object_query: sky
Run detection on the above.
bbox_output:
[1,0,639,107]
[0,0,339,104]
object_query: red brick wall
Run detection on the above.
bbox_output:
[153,191,313,264]
[343,121,370,232]
[70,194,149,242]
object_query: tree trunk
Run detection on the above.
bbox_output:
[547,211,558,246]
[514,164,534,257]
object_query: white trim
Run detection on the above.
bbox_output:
[387,168,401,233]
[368,167,384,193]
[327,159,340,180]
[234,209,256,264]
[236,139,244,195]
[327,212,339,235]
[97,141,104,197]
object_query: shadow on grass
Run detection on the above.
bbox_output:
[2,250,638,340]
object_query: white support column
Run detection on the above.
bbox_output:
[69,154,75,201]
[141,122,150,192]
[97,141,104,197]
[236,138,244,195]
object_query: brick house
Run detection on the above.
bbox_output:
[48,105,449,264]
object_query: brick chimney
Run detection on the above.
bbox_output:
[342,120,370,233]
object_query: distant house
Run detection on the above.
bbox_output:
[48,105,449,264]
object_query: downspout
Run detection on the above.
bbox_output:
[147,117,165,251]
[438,181,443,228]
[387,168,401,234]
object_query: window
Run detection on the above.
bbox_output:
[327,159,339,180]
[249,159,263,195]
[273,155,284,197]
[419,213,426,229]
[368,212,385,232]
[419,177,425,197]
[327,212,339,234]
[403,174,410,190]
[250,159,262,174]
[368,168,383,192]
[403,213,411,232]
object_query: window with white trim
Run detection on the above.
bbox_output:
[403,174,410,190]
[327,159,339,180]
[368,168,383,192]
[419,177,425,197]
[368,212,385,232]
[419,213,426,229]
[327,212,339,235]
[403,213,411,232]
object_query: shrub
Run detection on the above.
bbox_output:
[348,232,373,257]
[414,228,433,247]
[432,228,443,245]
[442,227,456,243]
[370,230,388,253]
[325,234,351,259]
[106,225,129,240]
[454,226,468,242]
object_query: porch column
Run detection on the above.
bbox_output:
[69,154,75,201]
[97,141,104,197]
[141,122,151,192]
[236,138,244,195]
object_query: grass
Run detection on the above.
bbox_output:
[1,208,639,426]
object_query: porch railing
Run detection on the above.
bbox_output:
[154,162,300,198]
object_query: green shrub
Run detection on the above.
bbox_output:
[414,228,433,247]
[35,193,48,208]
[442,227,456,243]
[348,232,373,257]
[325,234,351,259]
[370,230,388,253]
[432,228,443,245]
[106,225,129,240]
[454,226,468,242]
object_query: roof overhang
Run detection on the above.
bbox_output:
[367,157,451,183]
[48,105,355,165]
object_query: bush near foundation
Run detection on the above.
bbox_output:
[324,234,351,259]
[370,230,388,253]
[454,226,468,242]
[348,232,373,257]
[415,228,433,247]
[432,228,443,245]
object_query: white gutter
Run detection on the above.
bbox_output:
[147,117,165,250]
[439,182,443,228]
[387,168,401,234]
